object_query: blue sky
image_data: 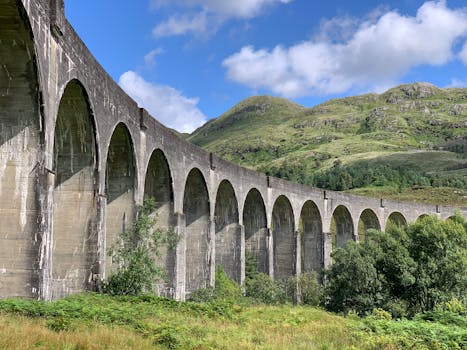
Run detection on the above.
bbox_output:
[65,0,467,132]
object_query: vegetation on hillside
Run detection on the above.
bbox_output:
[188,83,467,205]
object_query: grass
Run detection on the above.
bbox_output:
[0,294,465,349]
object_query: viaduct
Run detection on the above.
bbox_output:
[1,0,465,301]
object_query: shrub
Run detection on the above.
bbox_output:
[295,271,323,306]
[102,198,176,296]
[188,266,242,303]
[245,273,286,304]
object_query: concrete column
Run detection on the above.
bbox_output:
[323,231,332,269]
[295,230,301,276]
[174,212,186,301]
[353,221,360,243]
[239,224,246,287]
[267,228,274,279]
[97,194,107,281]
[378,206,386,232]
[209,219,216,288]
[38,168,55,301]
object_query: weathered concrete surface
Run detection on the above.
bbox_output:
[214,180,241,283]
[51,80,98,298]
[0,0,465,301]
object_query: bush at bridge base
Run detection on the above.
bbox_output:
[102,198,175,296]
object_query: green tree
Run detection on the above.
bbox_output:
[403,214,467,313]
[324,241,385,315]
[324,215,467,317]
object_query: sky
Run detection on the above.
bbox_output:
[65,0,467,133]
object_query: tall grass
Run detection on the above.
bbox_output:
[0,294,465,349]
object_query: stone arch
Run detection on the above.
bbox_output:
[331,205,354,248]
[299,201,323,274]
[417,214,429,221]
[0,0,43,298]
[51,80,98,297]
[183,168,210,293]
[243,188,268,275]
[105,122,136,272]
[272,195,295,281]
[214,180,240,282]
[387,211,407,228]
[144,148,174,296]
[446,215,457,222]
[358,208,380,242]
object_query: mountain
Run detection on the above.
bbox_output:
[187,83,467,206]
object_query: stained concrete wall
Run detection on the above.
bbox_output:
[300,201,323,275]
[272,195,295,281]
[243,188,268,275]
[183,168,210,294]
[51,80,98,298]
[143,148,175,297]
[0,0,465,301]
[0,0,42,298]
[214,180,241,283]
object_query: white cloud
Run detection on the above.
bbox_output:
[446,77,467,88]
[144,48,164,68]
[223,1,467,97]
[119,71,207,133]
[153,11,208,37]
[152,0,292,37]
[459,41,467,64]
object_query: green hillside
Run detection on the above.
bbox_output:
[188,83,467,206]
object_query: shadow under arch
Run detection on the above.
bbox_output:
[299,200,323,275]
[358,208,381,242]
[387,211,407,228]
[0,0,43,298]
[105,122,136,272]
[214,180,240,283]
[183,168,210,293]
[144,148,175,296]
[52,80,99,298]
[272,195,295,281]
[416,214,429,222]
[243,188,268,275]
[331,205,354,249]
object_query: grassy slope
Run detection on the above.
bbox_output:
[188,83,467,206]
[1,294,465,349]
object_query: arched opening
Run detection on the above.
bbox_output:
[331,205,354,249]
[299,201,323,274]
[243,188,268,275]
[183,168,210,293]
[144,149,174,296]
[214,180,240,283]
[0,0,42,298]
[105,123,136,272]
[387,212,407,228]
[272,195,295,281]
[416,214,429,222]
[52,81,98,297]
[358,208,380,242]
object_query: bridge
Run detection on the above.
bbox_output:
[1,0,465,300]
